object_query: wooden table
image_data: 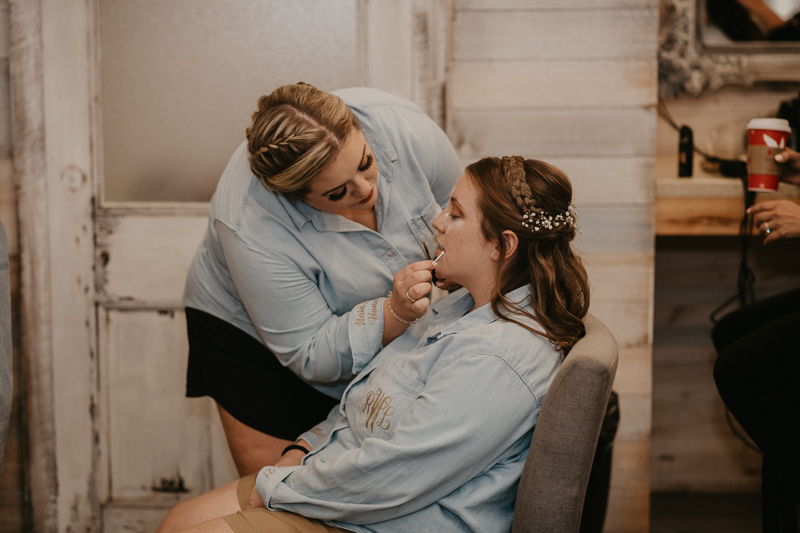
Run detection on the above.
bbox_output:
[655,155,800,236]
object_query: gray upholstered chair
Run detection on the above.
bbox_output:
[513,313,619,533]
[0,222,12,474]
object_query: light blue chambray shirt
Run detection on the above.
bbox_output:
[256,286,564,533]
[183,88,461,398]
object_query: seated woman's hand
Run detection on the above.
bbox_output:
[748,199,800,243]
[776,148,800,185]
[245,440,312,509]
[390,260,437,323]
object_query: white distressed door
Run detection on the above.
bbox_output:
[13,0,447,531]
[93,1,363,529]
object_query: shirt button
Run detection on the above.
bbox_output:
[387,251,395,257]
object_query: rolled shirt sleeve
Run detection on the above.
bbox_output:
[255,354,539,524]
[217,221,384,382]
[296,405,342,451]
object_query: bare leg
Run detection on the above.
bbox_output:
[156,480,240,533]
[217,403,293,476]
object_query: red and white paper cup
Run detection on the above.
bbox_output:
[746,118,792,193]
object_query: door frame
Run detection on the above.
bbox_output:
[10,0,98,531]
[10,0,448,530]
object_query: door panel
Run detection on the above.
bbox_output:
[99,0,360,202]
[99,308,229,502]
[95,208,208,307]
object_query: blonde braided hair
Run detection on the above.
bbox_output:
[246,82,360,200]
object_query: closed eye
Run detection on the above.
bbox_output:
[328,186,347,202]
[359,154,374,172]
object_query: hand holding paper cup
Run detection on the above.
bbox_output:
[746,118,792,193]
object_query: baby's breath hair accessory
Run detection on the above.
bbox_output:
[522,203,580,232]
[501,155,581,233]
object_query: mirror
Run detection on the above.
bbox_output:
[703,0,800,44]
[659,0,800,96]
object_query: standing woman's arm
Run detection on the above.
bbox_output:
[217,223,432,386]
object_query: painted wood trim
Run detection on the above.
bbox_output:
[98,202,210,217]
[459,157,655,207]
[450,60,657,110]
[455,0,656,10]
[361,0,448,126]
[453,9,658,61]
[8,1,58,531]
[95,214,208,308]
[449,108,657,159]
[11,0,100,530]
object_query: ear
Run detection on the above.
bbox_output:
[491,230,519,262]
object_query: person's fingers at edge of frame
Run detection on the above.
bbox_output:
[747,201,778,215]
[775,147,799,163]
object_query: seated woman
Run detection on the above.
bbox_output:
[157,155,590,533]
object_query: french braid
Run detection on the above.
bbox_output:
[245,82,361,199]
[502,155,534,216]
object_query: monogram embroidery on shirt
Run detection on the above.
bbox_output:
[355,302,367,330]
[262,467,277,479]
[361,387,395,432]
[368,300,379,326]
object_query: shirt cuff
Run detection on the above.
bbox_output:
[296,417,337,450]
[255,465,301,509]
[347,297,385,374]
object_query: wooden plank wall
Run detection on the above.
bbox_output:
[447,2,658,531]
[0,0,24,531]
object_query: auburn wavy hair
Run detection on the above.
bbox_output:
[465,156,590,353]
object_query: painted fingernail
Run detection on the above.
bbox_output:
[776,153,786,162]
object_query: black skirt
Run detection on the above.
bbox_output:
[185,307,340,440]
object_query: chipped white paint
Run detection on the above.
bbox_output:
[10,0,98,531]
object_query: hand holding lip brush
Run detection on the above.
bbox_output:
[422,242,445,283]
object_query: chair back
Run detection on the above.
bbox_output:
[512,313,618,533]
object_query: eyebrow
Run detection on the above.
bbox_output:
[321,144,367,196]
[450,196,463,211]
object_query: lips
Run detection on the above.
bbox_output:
[358,188,374,204]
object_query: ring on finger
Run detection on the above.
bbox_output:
[406,289,417,303]
[766,221,772,234]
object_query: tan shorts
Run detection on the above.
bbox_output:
[223,474,344,533]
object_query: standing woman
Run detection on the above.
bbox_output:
[183,83,461,475]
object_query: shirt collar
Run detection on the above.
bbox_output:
[425,285,533,342]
